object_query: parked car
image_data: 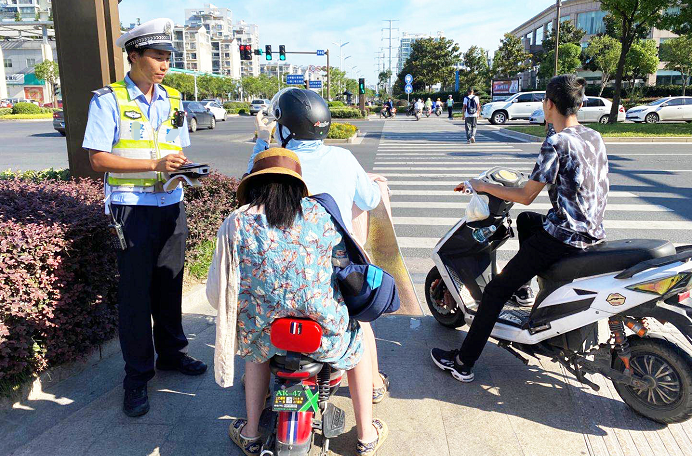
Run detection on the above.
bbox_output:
[626,96,692,124]
[53,110,65,136]
[481,91,546,124]
[43,99,63,109]
[529,97,625,125]
[201,100,227,121]
[249,98,271,115]
[0,99,13,108]
[182,101,215,132]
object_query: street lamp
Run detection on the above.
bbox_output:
[332,40,350,70]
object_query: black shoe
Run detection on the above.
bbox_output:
[430,348,474,382]
[509,285,535,306]
[123,385,150,417]
[156,354,208,376]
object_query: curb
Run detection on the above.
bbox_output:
[0,283,208,410]
[498,128,540,143]
[500,128,692,144]
[0,118,53,122]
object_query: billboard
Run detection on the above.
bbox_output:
[491,79,519,101]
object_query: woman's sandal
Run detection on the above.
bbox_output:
[356,418,389,456]
[372,372,390,404]
[228,418,262,456]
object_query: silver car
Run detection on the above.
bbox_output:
[250,99,271,115]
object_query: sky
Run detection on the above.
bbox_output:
[118,0,551,85]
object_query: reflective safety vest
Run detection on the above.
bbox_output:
[107,80,183,190]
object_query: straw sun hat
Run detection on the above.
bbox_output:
[236,148,308,205]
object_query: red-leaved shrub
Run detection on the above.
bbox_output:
[0,178,118,386]
[185,171,239,251]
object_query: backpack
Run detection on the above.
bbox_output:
[465,96,478,115]
[311,193,400,322]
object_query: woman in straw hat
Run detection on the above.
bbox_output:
[207,148,388,456]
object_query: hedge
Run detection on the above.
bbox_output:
[0,108,10,116]
[328,122,357,139]
[585,85,689,98]
[224,101,250,113]
[0,169,239,394]
[328,101,345,107]
[329,107,365,119]
[12,102,41,114]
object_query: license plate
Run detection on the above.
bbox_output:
[272,383,319,413]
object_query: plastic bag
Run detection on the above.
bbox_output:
[464,182,490,222]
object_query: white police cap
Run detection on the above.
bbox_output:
[115,18,176,53]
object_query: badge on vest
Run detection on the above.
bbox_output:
[124,110,142,120]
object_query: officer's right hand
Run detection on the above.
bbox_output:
[256,111,276,143]
[154,152,187,172]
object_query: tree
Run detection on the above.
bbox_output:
[662,1,691,35]
[162,73,195,99]
[33,60,60,101]
[660,35,692,95]
[492,33,531,78]
[394,37,461,93]
[459,46,490,92]
[584,35,622,96]
[599,0,671,124]
[624,39,659,93]
[538,43,582,80]
[542,20,586,55]
[14,11,21,21]
[378,70,392,95]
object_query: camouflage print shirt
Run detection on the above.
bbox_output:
[530,124,609,249]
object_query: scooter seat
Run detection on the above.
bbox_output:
[539,239,675,283]
[269,354,323,377]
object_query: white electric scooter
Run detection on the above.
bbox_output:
[426,166,692,424]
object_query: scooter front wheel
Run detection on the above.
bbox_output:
[425,267,466,328]
[612,337,692,424]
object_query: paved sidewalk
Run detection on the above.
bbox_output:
[3,296,692,456]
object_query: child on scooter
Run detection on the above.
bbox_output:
[431,74,609,382]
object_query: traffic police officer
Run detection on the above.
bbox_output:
[83,18,207,418]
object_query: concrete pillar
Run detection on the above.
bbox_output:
[0,46,7,100]
[53,0,124,179]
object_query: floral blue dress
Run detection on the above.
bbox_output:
[234,198,363,370]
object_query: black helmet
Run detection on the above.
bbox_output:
[270,88,331,144]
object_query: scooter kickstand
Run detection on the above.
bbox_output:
[498,341,529,365]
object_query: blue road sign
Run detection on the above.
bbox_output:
[404,84,413,94]
[316,50,325,56]
[309,80,322,89]
[286,74,305,85]
[404,74,413,84]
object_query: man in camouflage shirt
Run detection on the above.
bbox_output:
[431,75,609,383]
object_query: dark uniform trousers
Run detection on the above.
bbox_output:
[112,202,189,389]
[459,211,581,367]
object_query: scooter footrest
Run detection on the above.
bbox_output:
[321,403,346,439]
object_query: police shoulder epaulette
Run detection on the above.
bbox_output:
[92,87,113,97]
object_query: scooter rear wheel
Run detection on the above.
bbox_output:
[613,337,692,424]
[425,267,466,328]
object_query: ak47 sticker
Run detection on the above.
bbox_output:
[606,293,626,306]
[272,384,319,413]
[124,110,142,120]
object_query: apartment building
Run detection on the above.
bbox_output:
[233,20,260,77]
[0,0,51,21]
[1,38,56,103]
[397,32,431,75]
[509,0,679,89]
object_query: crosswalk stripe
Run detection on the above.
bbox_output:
[375,166,533,171]
[389,190,639,198]
[375,161,534,165]
[392,217,691,229]
[390,202,673,212]
[376,152,520,156]
[397,238,689,250]
[382,173,529,178]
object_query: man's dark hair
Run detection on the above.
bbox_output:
[126,48,146,65]
[467,87,474,94]
[546,74,586,117]
[246,174,304,228]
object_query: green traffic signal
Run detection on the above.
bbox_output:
[358,78,365,95]
[279,45,286,61]
[265,45,272,61]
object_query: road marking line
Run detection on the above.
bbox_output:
[392,217,689,228]
[397,238,689,250]
[382,173,526,177]
[390,190,639,197]
[390,202,673,212]
[376,166,533,171]
[375,161,535,165]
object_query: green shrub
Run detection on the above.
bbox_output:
[224,101,250,112]
[238,108,247,115]
[0,108,10,116]
[0,168,71,182]
[12,102,41,114]
[329,108,365,119]
[328,101,345,107]
[328,122,357,139]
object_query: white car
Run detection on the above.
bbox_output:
[481,91,545,124]
[626,96,692,123]
[250,99,271,116]
[529,97,625,124]
[201,100,227,121]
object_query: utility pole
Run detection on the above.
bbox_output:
[382,20,399,93]
[554,0,562,77]
[332,40,349,70]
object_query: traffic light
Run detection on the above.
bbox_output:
[254,48,263,56]
[240,44,253,60]
[358,78,365,95]
[279,45,286,61]
[265,45,272,61]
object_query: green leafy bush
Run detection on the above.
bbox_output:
[0,168,71,182]
[0,108,11,116]
[327,122,357,139]
[329,108,365,119]
[12,102,41,114]
[224,101,250,112]
[328,101,345,107]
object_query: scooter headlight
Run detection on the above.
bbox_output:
[627,273,691,296]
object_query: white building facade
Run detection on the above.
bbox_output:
[0,0,51,22]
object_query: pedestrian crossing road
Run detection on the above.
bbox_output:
[374,117,692,307]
